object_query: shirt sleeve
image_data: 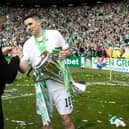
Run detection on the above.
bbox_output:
[0,47,20,84]
[56,30,69,50]
[22,42,29,61]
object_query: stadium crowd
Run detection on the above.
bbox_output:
[0,1,129,58]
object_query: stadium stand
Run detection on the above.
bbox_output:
[0,0,129,57]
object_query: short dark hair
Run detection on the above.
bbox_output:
[23,13,41,22]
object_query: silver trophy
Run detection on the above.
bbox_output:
[33,50,87,96]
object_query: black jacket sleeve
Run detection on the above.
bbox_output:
[0,47,20,84]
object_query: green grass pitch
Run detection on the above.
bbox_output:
[2,68,129,129]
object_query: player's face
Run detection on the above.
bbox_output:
[24,18,41,36]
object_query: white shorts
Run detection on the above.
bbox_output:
[49,87,73,115]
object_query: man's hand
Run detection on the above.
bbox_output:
[2,46,23,58]
[9,47,23,58]
[2,46,13,56]
[59,51,67,59]
[59,49,72,59]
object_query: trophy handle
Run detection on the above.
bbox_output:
[34,51,49,69]
[70,76,87,96]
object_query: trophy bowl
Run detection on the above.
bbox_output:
[33,50,87,96]
[33,51,64,83]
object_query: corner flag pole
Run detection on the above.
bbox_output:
[109,47,112,81]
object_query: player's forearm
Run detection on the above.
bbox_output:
[19,61,28,73]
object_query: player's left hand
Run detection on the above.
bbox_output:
[59,51,67,59]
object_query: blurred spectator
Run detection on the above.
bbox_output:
[112,47,120,58]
